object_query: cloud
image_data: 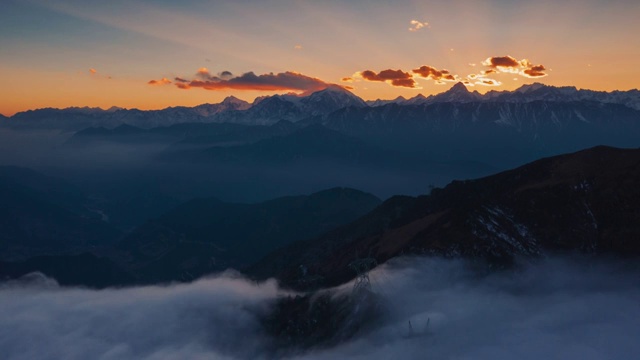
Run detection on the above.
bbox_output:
[475,78,502,86]
[88,68,114,80]
[196,67,210,76]
[294,45,303,50]
[523,64,547,78]
[408,20,429,32]
[147,77,172,86]
[1,257,638,359]
[412,66,459,84]
[483,55,521,69]
[0,272,281,359]
[482,55,548,78]
[302,257,640,359]
[171,69,331,92]
[347,55,547,89]
[358,69,417,88]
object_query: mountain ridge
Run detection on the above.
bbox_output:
[3,84,639,130]
[248,145,640,289]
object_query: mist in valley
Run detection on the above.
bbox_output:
[1,257,638,360]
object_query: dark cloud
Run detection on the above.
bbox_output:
[482,55,548,78]
[412,66,458,83]
[147,77,172,86]
[523,64,547,78]
[358,69,416,88]
[172,70,330,92]
[483,55,521,68]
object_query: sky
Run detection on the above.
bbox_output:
[1,0,639,116]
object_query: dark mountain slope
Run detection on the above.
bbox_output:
[0,167,121,260]
[115,187,381,283]
[250,146,640,289]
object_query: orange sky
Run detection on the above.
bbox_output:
[1,0,639,116]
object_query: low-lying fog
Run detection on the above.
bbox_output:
[2,256,639,360]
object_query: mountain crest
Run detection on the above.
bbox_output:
[448,82,470,94]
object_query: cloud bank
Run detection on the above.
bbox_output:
[358,69,417,88]
[3,257,635,359]
[482,56,548,78]
[412,65,458,84]
[150,69,331,93]
[351,55,548,89]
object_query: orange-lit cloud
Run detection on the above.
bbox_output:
[88,68,113,80]
[347,55,549,90]
[523,64,547,78]
[475,78,501,86]
[409,20,429,32]
[412,65,459,84]
[482,56,548,78]
[194,68,235,81]
[294,45,302,50]
[148,77,172,86]
[165,70,330,92]
[358,69,417,88]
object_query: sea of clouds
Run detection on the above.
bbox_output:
[1,256,639,360]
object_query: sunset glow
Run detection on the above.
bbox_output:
[1,0,639,116]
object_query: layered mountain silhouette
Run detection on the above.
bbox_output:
[0,166,121,261]
[249,146,640,289]
[109,187,381,283]
[2,146,639,290]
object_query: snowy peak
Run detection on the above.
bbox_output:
[430,82,480,103]
[515,82,546,94]
[448,82,470,94]
[192,96,251,117]
[220,95,250,107]
[302,85,368,112]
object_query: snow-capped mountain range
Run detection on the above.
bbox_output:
[2,83,639,130]
[368,82,640,110]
